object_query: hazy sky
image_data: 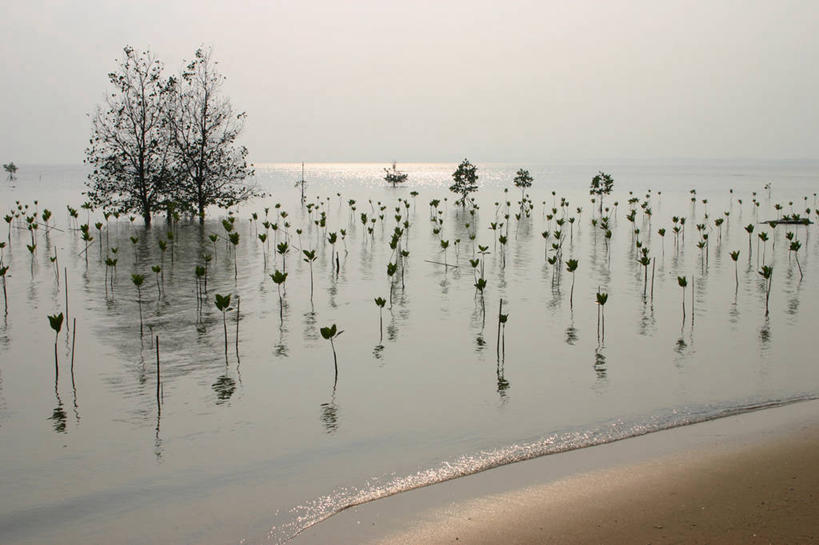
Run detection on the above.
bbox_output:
[1,0,818,164]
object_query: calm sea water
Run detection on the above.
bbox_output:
[0,161,817,544]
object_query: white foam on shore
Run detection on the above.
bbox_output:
[269,393,816,544]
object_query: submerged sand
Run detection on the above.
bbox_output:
[291,399,819,545]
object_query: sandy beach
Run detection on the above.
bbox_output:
[291,399,819,545]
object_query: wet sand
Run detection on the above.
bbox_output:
[291,399,819,545]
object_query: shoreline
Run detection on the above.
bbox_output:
[290,398,819,545]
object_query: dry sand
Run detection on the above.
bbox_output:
[291,399,819,545]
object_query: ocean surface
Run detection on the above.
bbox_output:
[0,161,817,544]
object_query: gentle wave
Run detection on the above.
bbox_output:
[270,393,816,544]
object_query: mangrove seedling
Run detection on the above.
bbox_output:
[328,232,338,275]
[104,256,117,292]
[440,239,450,267]
[374,297,386,343]
[320,324,344,386]
[195,266,206,303]
[566,259,579,310]
[258,233,268,267]
[496,298,508,360]
[386,261,398,306]
[214,293,232,359]
[229,232,240,280]
[151,265,161,299]
[745,224,754,255]
[677,276,687,323]
[131,273,145,335]
[209,233,219,260]
[730,250,740,290]
[474,277,488,322]
[595,290,608,342]
[129,235,138,259]
[158,239,167,267]
[48,312,64,380]
[789,240,803,280]
[758,265,773,316]
[276,241,289,272]
[80,225,93,265]
[638,249,651,299]
[469,258,480,282]
[270,270,288,322]
[758,231,769,263]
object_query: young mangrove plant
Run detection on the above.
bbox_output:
[758,231,769,264]
[474,277,488,325]
[745,224,754,256]
[258,233,268,268]
[104,256,117,294]
[758,265,773,316]
[214,293,232,360]
[566,259,579,310]
[158,239,167,268]
[789,240,803,280]
[80,224,93,265]
[374,297,386,343]
[302,249,317,304]
[328,231,339,276]
[209,233,219,261]
[129,235,138,260]
[132,273,145,335]
[386,261,398,307]
[496,298,508,361]
[596,290,608,343]
[440,239,450,268]
[498,235,508,268]
[276,241,289,272]
[730,250,740,291]
[270,270,287,322]
[195,266,206,305]
[638,248,651,299]
[320,324,343,386]
[0,265,8,314]
[229,232,240,280]
[677,276,688,324]
[151,265,161,299]
[48,312,64,375]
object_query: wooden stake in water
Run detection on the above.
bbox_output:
[70,318,78,419]
[155,336,161,409]
[691,276,695,327]
[70,318,76,371]
[650,258,656,304]
[496,298,503,361]
[64,267,69,331]
[235,296,240,363]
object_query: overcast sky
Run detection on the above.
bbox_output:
[1,0,818,164]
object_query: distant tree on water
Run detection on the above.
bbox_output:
[3,162,17,182]
[166,48,256,222]
[589,171,614,215]
[513,168,533,201]
[85,46,255,224]
[383,162,408,188]
[85,47,171,225]
[450,158,479,206]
